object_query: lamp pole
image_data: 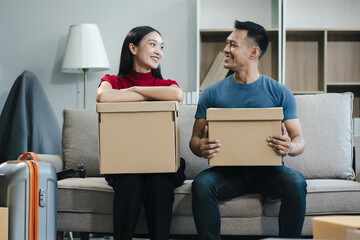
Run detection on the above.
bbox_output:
[83,68,89,109]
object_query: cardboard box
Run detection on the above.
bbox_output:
[0,207,8,240]
[312,216,360,240]
[207,107,283,166]
[97,101,180,174]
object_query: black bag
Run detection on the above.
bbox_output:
[57,163,86,181]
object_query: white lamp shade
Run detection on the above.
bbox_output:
[62,24,110,72]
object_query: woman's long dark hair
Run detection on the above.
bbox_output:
[117,26,163,79]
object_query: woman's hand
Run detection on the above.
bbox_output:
[124,86,138,92]
[96,82,146,102]
[126,85,184,102]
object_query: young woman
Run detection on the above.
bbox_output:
[96,26,185,240]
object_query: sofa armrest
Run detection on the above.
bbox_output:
[354,135,360,181]
[37,154,63,173]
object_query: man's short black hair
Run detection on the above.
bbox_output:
[234,20,269,59]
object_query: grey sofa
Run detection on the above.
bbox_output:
[48,93,360,239]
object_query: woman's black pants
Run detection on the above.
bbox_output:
[106,164,185,240]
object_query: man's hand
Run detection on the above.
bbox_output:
[189,119,221,159]
[199,125,221,159]
[267,123,292,156]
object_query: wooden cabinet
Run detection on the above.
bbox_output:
[197,0,360,118]
[326,30,360,117]
[195,0,281,94]
[285,30,325,94]
[199,28,360,117]
[284,29,360,117]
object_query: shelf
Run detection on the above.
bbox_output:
[326,30,360,84]
[200,31,231,83]
[197,1,360,118]
[327,82,360,86]
[285,30,325,92]
[259,31,278,80]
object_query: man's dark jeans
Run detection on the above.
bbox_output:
[192,166,307,239]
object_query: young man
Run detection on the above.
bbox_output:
[189,20,307,239]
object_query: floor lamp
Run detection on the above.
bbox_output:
[61,23,110,109]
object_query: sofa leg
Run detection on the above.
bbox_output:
[80,232,90,240]
[56,231,64,240]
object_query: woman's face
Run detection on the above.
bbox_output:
[130,31,164,73]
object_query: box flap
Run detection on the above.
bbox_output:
[207,107,283,121]
[97,101,179,113]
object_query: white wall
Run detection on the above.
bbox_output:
[286,0,360,28]
[0,0,197,125]
[200,0,279,29]
[199,0,360,30]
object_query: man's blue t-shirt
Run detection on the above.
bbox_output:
[195,74,298,121]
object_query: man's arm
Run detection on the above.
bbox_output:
[267,118,305,157]
[96,81,184,103]
[189,118,221,159]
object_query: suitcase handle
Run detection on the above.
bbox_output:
[19,152,40,162]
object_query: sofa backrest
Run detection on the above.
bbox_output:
[62,109,100,177]
[178,105,209,179]
[61,105,209,178]
[62,93,354,180]
[284,93,354,180]
[178,93,355,180]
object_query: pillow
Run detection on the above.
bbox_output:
[283,93,354,180]
[62,109,100,177]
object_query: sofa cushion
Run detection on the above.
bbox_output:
[264,179,360,216]
[284,93,354,180]
[58,178,263,218]
[57,178,113,215]
[62,109,100,177]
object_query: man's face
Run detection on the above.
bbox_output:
[223,29,253,71]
